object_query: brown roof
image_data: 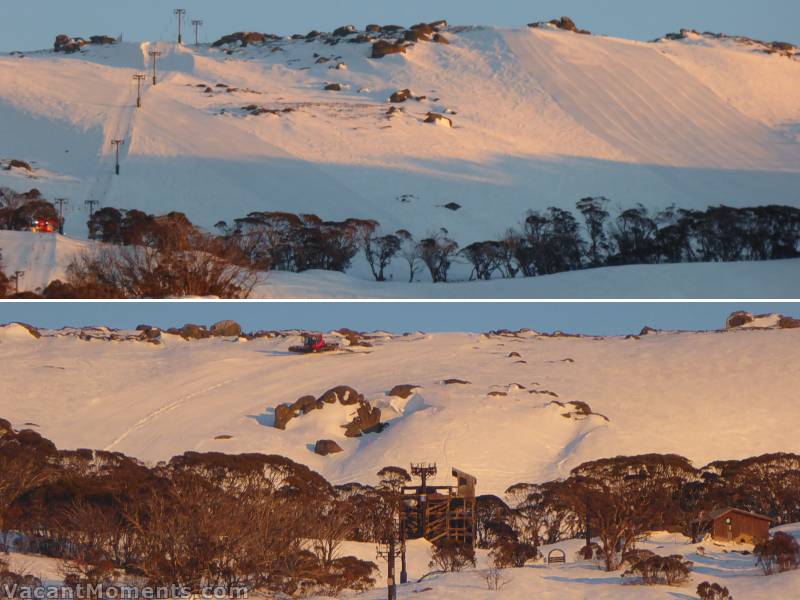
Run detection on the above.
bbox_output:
[706,507,771,523]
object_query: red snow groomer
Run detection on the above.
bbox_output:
[31,216,59,233]
[288,333,339,354]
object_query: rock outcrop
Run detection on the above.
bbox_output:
[314,439,343,455]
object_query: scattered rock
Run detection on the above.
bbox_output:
[273,404,294,430]
[488,391,507,397]
[530,389,559,397]
[333,25,357,37]
[529,17,591,35]
[89,35,115,45]
[508,352,522,358]
[387,384,420,399]
[390,89,414,103]
[371,40,407,59]
[443,378,470,385]
[178,323,211,340]
[442,202,461,211]
[5,159,32,172]
[210,320,242,337]
[343,402,385,437]
[778,316,800,329]
[318,385,364,405]
[214,434,233,440]
[211,32,276,47]
[366,24,382,33]
[726,311,754,329]
[314,439,343,455]
[433,33,450,44]
[424,112,453,127]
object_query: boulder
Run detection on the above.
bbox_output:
[405,29,431,43]
[179,323,211,339]
[89,35,116,45]
[725,311,753,329]
[778,316,800,329]
[443,202,461,211]
[0,418,12,434]
[333,25,357,37]
[325,83,342,91]
[274,404,295,430]
[210,320,242,337]
[211,32,268,47]
[136,325,161,341]
[318,385,364,405]
[433,33,450,44]
[293,395,321,414]
[639,326,658,335]
[389,89,413,103]
[366,24,381,33]
[443,378,470,385]
[53,34,88,53]
[424,112,453,127]
[371,40,407,59]
[6,159,32,171]
[343,402,384,437]
[387,384,420,399]
[314,439,343,455]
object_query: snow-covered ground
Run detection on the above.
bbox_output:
[1,321,798,495]
[1,25,798,244]
[6,523,800,599]
[2,229,799,297]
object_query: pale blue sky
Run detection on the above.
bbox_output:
[1,0,797,52]
[0,302,797,336]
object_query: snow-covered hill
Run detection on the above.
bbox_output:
[2,23,799,246]
[1,321,798,495]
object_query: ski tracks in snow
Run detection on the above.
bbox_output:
[104,377,237,451]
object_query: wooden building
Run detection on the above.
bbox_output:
[400,464,477,547]
[694,507,771,544]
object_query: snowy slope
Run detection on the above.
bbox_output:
[1,323,798,495]
[2,229,799,297]
[1,25,799,245]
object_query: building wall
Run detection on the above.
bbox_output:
[712,512,770,544]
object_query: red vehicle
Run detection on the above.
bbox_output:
[31,217,59,233]
[289,333,339,354]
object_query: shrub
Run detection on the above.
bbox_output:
[429,540,476,572]
[65,242,258,299]
[622,555,692,586]
[697,581,733,600]
[489,539,538,568]
[755,532,800,575]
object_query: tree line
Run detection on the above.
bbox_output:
[2,420,799,596]
[2,190,799,297]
